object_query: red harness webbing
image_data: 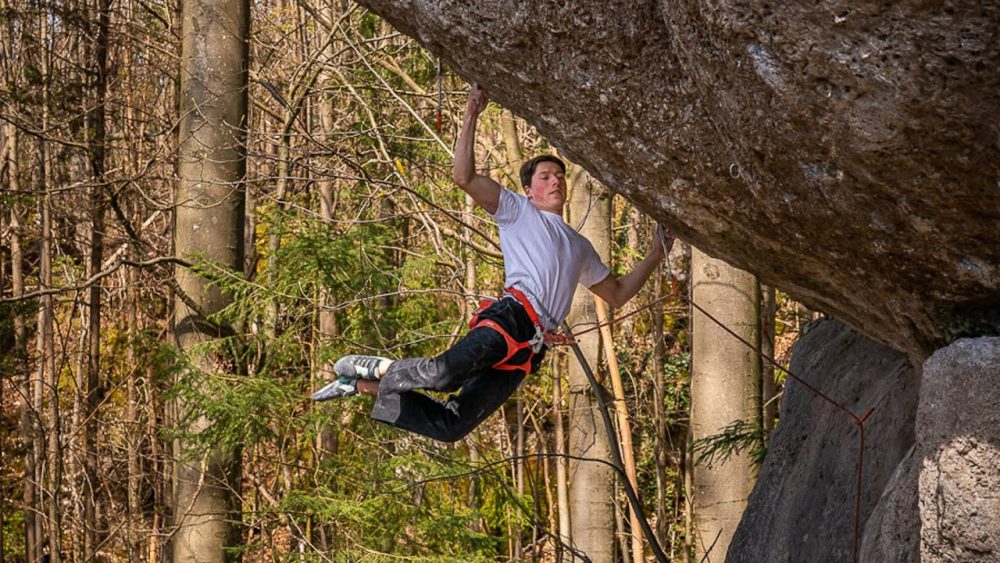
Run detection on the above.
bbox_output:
[468,287,575,373]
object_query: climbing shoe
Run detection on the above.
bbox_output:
[333,355,390,381]
[311,375,358,401]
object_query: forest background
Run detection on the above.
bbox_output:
[0,0,810,560]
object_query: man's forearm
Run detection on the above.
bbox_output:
[453,113,479,186]
[610,252,662,307]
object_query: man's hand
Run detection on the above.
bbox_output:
[645,224,674,262]
[466,85,490,120]
[650,224,675,261]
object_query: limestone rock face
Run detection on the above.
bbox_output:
[918,337,1000,561]
[726,319,918,562]
[356,0,1000,356]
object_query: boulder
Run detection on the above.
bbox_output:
[917,337,1000,561]
[728,328,1000,563]
[356,0,1000,357]
[727,319,919,562]
[859,444,920,563]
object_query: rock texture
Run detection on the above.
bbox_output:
[726,319,919,562]
[859,444,920,563]
[356,0,1000,357]
[726,329,1000,563]
[917,337,1000,561]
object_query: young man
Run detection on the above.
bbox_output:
[313,87,672,442]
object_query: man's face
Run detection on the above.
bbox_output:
[526,161,567,213]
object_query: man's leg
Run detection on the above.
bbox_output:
[368,324,515,435]
[325,298,538,440]
[367,368,525,443]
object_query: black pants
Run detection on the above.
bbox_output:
[371,297,546,442]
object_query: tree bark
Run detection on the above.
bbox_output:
[171,0,250,557]
[566,168,615,562]
[37,16,62,553]
[689,248,761,562]
[651,268,671,547]
[6,122,40,563]
[39,139,61,563]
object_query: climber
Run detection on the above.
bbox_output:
[312,85,674,442]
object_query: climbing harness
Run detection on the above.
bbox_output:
[468,287,575,373]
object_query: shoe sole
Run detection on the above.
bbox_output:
[311,380,355,401]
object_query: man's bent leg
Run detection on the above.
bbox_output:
[377,325,509,397]
[369,298,537,440]
[372,369,525,442]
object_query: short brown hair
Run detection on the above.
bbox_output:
[519,155,566,189]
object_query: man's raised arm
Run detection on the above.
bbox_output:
[453,86,503,214]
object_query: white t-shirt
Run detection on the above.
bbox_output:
[491,188,611,330]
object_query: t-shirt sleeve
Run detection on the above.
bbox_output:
[580,242,612,288]
[491,187,527,226]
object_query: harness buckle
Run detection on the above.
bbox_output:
[528,325,545,354]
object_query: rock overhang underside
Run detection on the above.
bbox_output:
[357,0,1000,358]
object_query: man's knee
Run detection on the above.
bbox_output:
[422,356,465,392]
[430,421,475,443]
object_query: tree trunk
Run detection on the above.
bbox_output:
[500,110,522,188]
[761,285,778,440]
[37,19,62,551]
[565,168,615,562]
[83,0,112,555]
[312,0,350,471]
[651,268,671,547]
[171,0,250,557]
[6,123,39,563]
[499,114,526,557]
[39,142,62,563]
[594,297,643,563]
[689,248,761,562]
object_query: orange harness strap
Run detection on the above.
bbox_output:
[468,288,576,373]
[472,318,536,373]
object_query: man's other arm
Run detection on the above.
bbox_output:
[453,86,502,214]
[589,227,674,308]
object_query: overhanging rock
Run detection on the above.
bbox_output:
[357,0,1000,357]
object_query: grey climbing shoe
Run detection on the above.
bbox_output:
[334,355,390,381]
[311,376,358,401]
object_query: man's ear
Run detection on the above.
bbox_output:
[524,186,533,199]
